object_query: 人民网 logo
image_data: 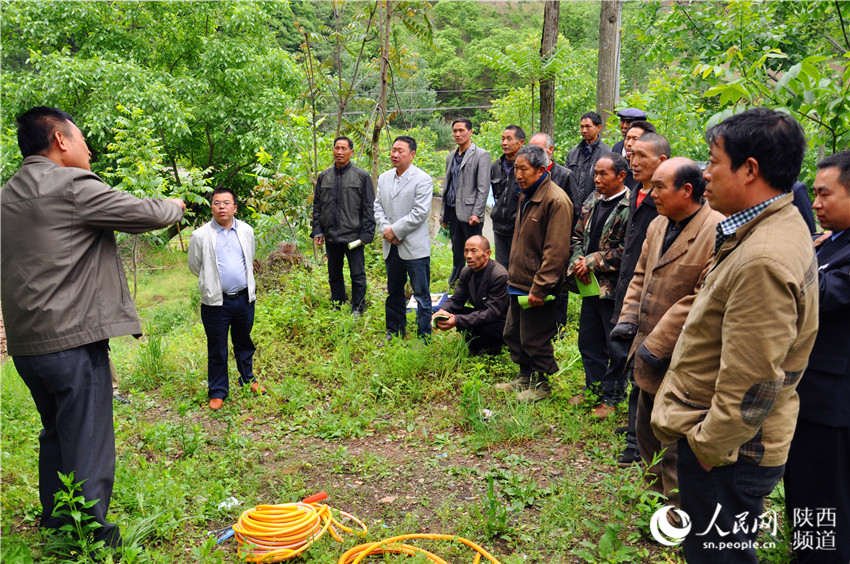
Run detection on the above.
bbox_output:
[650,505,692,546]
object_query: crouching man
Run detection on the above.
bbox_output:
[432,235,508,355]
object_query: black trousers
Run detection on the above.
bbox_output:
[494,232,513,269]
[201,292,256,399]
[326,241,367,313]
[446,207,483,285]
[453,307,505,354]
[578,296,620,403]
[785,419,850,564]
[503,295,559,376]
[677,439,784,564]
[14,341,120,545]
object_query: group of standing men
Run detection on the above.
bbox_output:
[2,103,847,564]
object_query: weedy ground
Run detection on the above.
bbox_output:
[0,234,791,563]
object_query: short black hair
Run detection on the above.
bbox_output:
[817,150,850,193]
[16,106,75,157]
[516,145,548,169]
[211,187,238,206]
[393,135,417,152]
[634,132,671,158]
[597,152,629,176]
[333,136,353,149]
[451,118,473,131]
[705,107,805,193]
[673,160,707,202]
[581,111,603,126]
[503,124,526,141]
[626,120,656,135]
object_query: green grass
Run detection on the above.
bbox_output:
[0,239,791,562]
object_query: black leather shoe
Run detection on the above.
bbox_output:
[617,446,641,467]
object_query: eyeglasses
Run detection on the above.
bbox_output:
[212,201,234,208]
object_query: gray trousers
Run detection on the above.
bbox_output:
[14,340,120,545]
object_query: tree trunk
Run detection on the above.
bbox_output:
[370,0,391,185]
[334,1,344,136]
[539,0,559,136]
[596,0,622,126]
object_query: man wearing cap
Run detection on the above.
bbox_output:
[611,108,648,158]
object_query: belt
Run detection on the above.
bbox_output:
[223,288,248,298]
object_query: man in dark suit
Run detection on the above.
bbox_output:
[432,235,508,355]
[785,150,850,564]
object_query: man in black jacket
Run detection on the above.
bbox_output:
[432,235,508,355]
[785,150,850,564]
[490,125,526,268]
[609,133,669,462]
[566,111,610,209]
[311,136,376,314]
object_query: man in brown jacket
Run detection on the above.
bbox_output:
[1,107,185,546]
[498,145,573,402]
[615,157,723,505]
[651,109,818,563]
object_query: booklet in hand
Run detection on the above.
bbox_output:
[576,272,600,298]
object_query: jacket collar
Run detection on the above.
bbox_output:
[522,172,550,202]
[714,193,793,260]
[453,143,478,169]
[656,203,714,268]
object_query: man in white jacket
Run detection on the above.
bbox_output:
[189,187,261,410]
[374,136,433,339]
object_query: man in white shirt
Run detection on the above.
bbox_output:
[189,188,261,410]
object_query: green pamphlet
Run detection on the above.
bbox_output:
[577,272,600,298]
[517,294,556,309]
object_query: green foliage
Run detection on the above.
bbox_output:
[43,472,108,563]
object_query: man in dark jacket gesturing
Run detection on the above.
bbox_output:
[311,136,375,314]
[1,106,185,546]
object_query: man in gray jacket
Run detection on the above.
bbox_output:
[1,106,185,546]
[441,119,490,286]
[374,136,433,339]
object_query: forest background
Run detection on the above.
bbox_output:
[1,1,849,563]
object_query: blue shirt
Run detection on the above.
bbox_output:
[213,220,247,294]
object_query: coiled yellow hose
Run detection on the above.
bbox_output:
[232,492,367,562]
[229,492,501,563]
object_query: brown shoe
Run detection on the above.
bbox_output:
[591,403,616,419]
[495,375,530,392]
[568,394,585,406]
[515,375,551,403]
[250,381,267,395]
[209,398,224,410]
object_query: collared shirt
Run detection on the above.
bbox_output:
[445,149,465,206]
[715,194,784,252]
[214,220,247,294]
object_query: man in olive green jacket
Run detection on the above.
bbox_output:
[652,109,818,563]
[615,157,724,505]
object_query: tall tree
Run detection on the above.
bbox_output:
[370,0,392,184]
[539,0,560,136]
[596,0,622,124]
